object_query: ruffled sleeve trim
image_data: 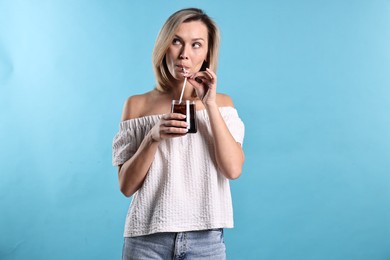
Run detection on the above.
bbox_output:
[112,115,161,166]
[118,114,161,131]
[220,107,245,146]
[197,106,245,145]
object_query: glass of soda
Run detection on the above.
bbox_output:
[171,100,197,133]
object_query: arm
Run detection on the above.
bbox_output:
[206,98,245,179]
[118,132,159,197]
[188,68,245,179]
[117,97,188,197]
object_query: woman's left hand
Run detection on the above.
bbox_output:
[187,68,217,107]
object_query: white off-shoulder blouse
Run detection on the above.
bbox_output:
[112,107,245,237]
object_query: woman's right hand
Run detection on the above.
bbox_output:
[150,113,188,142]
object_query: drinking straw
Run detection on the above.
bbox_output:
[178,69,187,103]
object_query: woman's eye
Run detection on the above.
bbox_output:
[193,42,201,48]
[172,38,181,45]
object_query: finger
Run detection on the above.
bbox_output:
[187,75,204,87]
[162,119,188,128]
[187,76,202,86]
[205,68,217,80]
[205,69,217,85]
[161,125,188,135]
[196,75,214,86]
[191,75,212,87]
[163,113,187,120]
[204,70,213,81]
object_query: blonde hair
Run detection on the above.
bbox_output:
[152,8,220,92]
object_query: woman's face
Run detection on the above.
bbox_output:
[165,21,209,80]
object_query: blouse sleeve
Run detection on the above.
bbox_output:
[222,108,245,146]
[112,116,159,167]
[112,127,138,166]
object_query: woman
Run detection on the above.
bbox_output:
[112,8,245,259]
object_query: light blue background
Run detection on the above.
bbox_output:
[1,1,389,259]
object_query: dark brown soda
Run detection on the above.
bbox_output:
[172,103,197,133]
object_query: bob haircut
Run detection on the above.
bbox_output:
[152,8,220,92]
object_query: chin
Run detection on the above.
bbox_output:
[173,74,185,80]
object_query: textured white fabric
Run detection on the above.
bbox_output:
[112,107,245,237]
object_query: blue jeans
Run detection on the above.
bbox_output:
[122,229,226,260]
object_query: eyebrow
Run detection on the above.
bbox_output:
[174,35,205,41]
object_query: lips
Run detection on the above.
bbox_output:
[175,65,191,78]
[176,64,190,71]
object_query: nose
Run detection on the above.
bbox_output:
[179,46,189,60]
[179,54,188,60]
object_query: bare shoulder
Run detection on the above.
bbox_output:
[121,91,153,121]
[216,93,235,108]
